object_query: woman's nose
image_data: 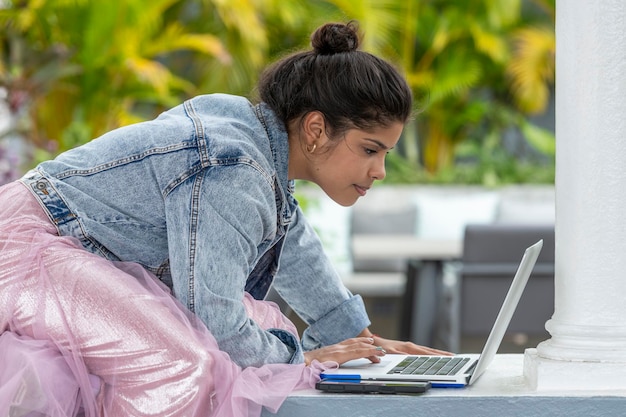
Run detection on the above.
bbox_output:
[370,159,386,181]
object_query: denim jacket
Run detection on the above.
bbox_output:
[19,94,370,368]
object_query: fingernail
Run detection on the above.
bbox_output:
[376,346,387,354]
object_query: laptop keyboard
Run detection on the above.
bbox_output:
[388,356,471,376]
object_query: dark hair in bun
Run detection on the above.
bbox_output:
[257,21,412,138]
[311,21,360,55]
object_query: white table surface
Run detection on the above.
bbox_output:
[262,354,626,417]
[352,235,463,260]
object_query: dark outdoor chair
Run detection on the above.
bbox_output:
[457,223,555,352]
[402,223,555,353]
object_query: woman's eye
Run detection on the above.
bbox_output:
[364,148,377,155]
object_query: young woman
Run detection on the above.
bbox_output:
[0,22,447,416]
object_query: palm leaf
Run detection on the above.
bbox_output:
[323,0,409,54]
[483,0,521,27]
[506,26,555,114]
[143,24,231,63]
[469,23,510,64]
[125,57,194,98]
[520,119,555,156]
[428,51,483,103]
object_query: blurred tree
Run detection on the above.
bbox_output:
[402,0,555,180]
[317,0,555,184]
[0,0,338,162]
[163,0,329,97]
[0,0,555,185]
[0,0,227,158]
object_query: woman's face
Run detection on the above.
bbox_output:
[312,122,404,206]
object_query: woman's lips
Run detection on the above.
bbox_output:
[354,184,368,196]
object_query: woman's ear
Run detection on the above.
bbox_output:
[301,111,327,147]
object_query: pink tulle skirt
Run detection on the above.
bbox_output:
[0,181,330,417]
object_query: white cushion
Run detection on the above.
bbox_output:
[413,192,500,240]
[496,199,555,224]
[303,194,353,276]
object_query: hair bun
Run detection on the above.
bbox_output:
[310,22,360,55]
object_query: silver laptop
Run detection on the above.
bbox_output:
[321,239,543,388]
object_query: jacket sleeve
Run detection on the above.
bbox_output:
[271,204,371,351]
[164,164,303,368]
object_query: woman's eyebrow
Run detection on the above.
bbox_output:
[364,138,394,150]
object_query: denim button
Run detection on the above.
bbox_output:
[35,181,49,195]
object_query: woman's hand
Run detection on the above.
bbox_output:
[303,337,386,366]
[369,334,453,356]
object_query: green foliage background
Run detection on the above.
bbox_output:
[0,0,555,185]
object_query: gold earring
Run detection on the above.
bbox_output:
[307,143,317,154]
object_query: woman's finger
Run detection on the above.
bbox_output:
[304,339,387,365]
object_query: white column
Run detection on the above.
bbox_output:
[524,0,626,390]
